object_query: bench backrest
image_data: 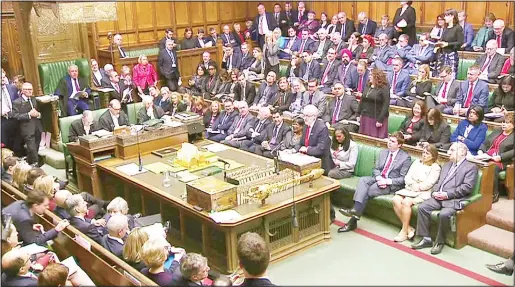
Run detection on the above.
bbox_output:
[127,102,144,125]
[38,59,91,95]
[58,108,108,145]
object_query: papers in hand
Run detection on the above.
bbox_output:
[341,120,360,126]
[116,163,147,176]
[484,112,504,119]
[95,87,115,93]
[36,95,59,103]
[61,256,79,276]
[19,243,48,255]
[210,210,242,223]
[475,153,492,161]
[71,89,88,100]
[397,19,407,28]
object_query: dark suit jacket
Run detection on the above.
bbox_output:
[272,91,294,112]
[299,59,321,81]
[69,118,99,142]
[245,119,272,144]
[1,275,38,287]
[54,206,71,220]
[252,12,279,35]
[102,80,128,102]
[406,44,435,67]
[221,32,237,48]
[168,102,187,116]
[258,122,292,148]
[253,83,279,106]
[279,38,301,59]
[357,19,377,36]
[159,36,178,50]
[319,59,341,87]
[322,95,359,124]
[221,53,242,71]
[202,75,221,99]
[203,111,220,128]
[297,38,315,53]
[98,109,129,132]
[432,161,478,210]
[312,39,332,59]
[12,96,44,137]
[69,216,105,244]
[474,53,505,84]
[457,80,489,111]
[393,6,417,46]
[479,130,515,166]
[295,119,334,174]
[101,234,124,258]
[2,200,58,246]
[372,149,412,191]
[54,75,91,116]
[399,117,425,144]
[434,80,460,108]
[234,81,256,105]
[137,105,165,124]
[387,69,411,97]
[227,114,256,138]
[158,49,180,80]
[420,121,451,149]
[240,278,276,287]
[211,110,239,133]
[280,10,297,35]
[4,84,18,103]
[487,28,515,53]
[450,120,488,155]
[336,20,356,41]
[239,53,255,70]
[110,44,127,58]
[345,70,369,92]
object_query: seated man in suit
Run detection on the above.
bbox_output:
[475,40,505,84]
[297,29,315,54]
[338,132,412,233]
[1,69,20,151]
[236,232,275,287]
[488,19,515,54]
[1,248,38,286]
[299,51,321,83]
[239,106,273,152]
[234,72,256,105]
[170,253,211,287]
[90,59,107,87]
[302,79,326,118]
[66,194,106,244]
[252,71,279,108]
[372,33,394,71]
[55,64,92,116]
[252,110,292,158]
[239,43,255,71]
[101,214,128,258]
[3,189,69,246]
[103,70,130,103]
[199,51,218,73]
[98,99,130,132]
[279,27,301,59]
[137,95,165,124]
[388,57,411,105]
[207,99,239,142]
[338,49,357,87]
[101,64,114,86]
[319,47,341,93]
[427,65,459,111]
[295,105,333,175]
[412,142,478,255]
[54,189,109,221]
[221,46,242,72]
[69,110,99,142]
[221,101,256,147]
[12,82,44,165]
[111,33,128,58]
[406,33,435,75]
[330,33,346,61]
[445,65,489,115]
[312,28,332,61]
[323,82,359,132]
[357,12,377,36]
[391,34,412,65]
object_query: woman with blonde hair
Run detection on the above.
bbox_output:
[397,64,432,107]
[246,47,264,81]
[141,237,185,286]
[12,162,32,191]
[133,54,158,95]
[192,97,208,116]
[263,31,280,78]
[123,227,150,270]
[33,175,57,197]
[392,144,441,242]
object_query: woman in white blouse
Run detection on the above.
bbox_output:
[328,126,358,179]
[392,144,441,242]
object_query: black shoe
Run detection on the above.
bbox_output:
[337,218,357,233]
[431,243,444,255]
[411,238,433,250]
[133,213,142,219]
[486,262,514,275]
[163,221,171,234]
[338,208,360,219]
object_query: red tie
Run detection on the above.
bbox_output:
[496,35,501,48]
[381,154,393,178]
[358,75,364,92]
[321,62,332,84]
[304,125,311,147]
[464,81,474,108]
[441,82,448,99]
[481,56,493,72]
[299,41,306,53]
[74,78,80,90]
[392,73,398,92]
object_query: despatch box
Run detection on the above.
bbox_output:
[186,177,237,212]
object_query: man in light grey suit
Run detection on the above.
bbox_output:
[338,132,412,232]
[221,101,256,147]
[412,142,478,255]
[302,79,326,118]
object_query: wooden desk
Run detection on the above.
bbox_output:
[68,125,188,198]
[96,140,340,273]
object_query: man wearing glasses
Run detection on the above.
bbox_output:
[301,79,326,118]
[474,39,505,84]
[98,99,129,132]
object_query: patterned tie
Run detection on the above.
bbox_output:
[464,82,474,108]
[270,125,279,144]
[332,98,342,124]
[358,75,364,92]
[74,78,80,91]
[496,35,501,48]
[441,82,448,99]
[392,73,398,93]
[321,61,332,84]
[481,56,493,72]
[381,153,394,178]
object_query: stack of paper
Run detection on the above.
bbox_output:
[116,163,147,176]
[61,256,79,276]
[204,143,229,153]
[177,171,200,182]
[278,152,320,165]
[210,210,242,223]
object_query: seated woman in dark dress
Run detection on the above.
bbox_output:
[399,100,427,145]
[419,108,451,150]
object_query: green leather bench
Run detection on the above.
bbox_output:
[127,102,144,125]
[388,114,406,134]
[457,59,476,81]
[331,142,483,248]
[126,48,160,58]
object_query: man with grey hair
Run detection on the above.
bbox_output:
[335,11,355,42]
[101,214,129,258]
[67,194,106,244]
[312,28,331,60]
[55,64,92,116]
[412,142,478,255]
[488,19,514,53]
[357,11,377,36]
[170,253,210,286]
[158,39,181,91]
[221,101,256,147]
[239,106,272,152]
[474,39,505,84]
[68,110,98,142]
[137,95,165,124]
[112,33,127,58]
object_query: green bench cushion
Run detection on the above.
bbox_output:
[499,171,506,180]
[38,59,90,95]
[457,59,476,81]
[127,102,144,125]
[126,48,159,58]
[388,114,406,134]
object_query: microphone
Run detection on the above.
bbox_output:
[217,158,230,167]
[107,32,113,39]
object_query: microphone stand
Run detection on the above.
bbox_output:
[135,105,143,171]
[271,141,284,175]
[291,171,298,228]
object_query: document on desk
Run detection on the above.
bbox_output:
[204,143,229,152]
[278,152,320,165]
[91,129,113,137]
[116,163,148,176]
[61,256,79,276]
[210,210,242,223]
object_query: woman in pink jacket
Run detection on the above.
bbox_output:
[133,54,158,95]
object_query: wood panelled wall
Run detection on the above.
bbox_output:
[1,2,22,78]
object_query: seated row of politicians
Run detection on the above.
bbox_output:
[0,151,276,286]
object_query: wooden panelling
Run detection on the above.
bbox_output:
[1,14,22,78]
[465,2,488,26]
[155,2,173,28]
[487,1,512,25]
[422,2,443,26]
[190,2,205,25]
[174,2,190,26]
[135,2,154,29]
[205,2,219,23]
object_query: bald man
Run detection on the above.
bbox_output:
[111,33,128,58]
[474,39,505,84]
[357,12,377,36]
[98,99,129,132]
[488,19,514,53]
[12,82,44,165]
[2,249,38,286]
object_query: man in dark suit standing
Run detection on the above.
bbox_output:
[12,82,44,165]
[2,69,20,151]
[69,110,99,142]
[488,19,515,54]
[357,12,377,36]
[66,194,106,244]
[55,64,92,116]
[412,142,478,255]
[236,232,276,287]
[253,110,291,158]
[323,82,359,132]
[279,2,298,37]
[252,3,278,48]
[98,99,129,132]
[101,214,128,258]
[295,105,333,175]
[338,132,412,232]
[158,39,181,92]
[475,40,505,84]
[336,12,355,42]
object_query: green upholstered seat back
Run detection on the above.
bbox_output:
[388,114,406,134]
[38,59,90,95]
[471,170,483,196]
[59,115,82,145]
[93,108,108,121]
[487,91,494,107]
[354,143,381,177]
[457,59,476,81]
[127,102,144,125]
[279,63,289,78]
[126,48,159,58]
